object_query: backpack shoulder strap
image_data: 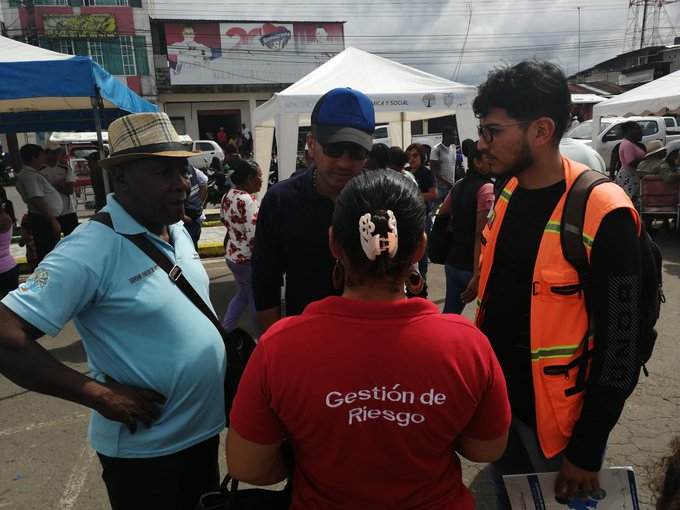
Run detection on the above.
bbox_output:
[560,169,610,281]
[552,170,611,395]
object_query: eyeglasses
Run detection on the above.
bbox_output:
[321,142,369,161]
[477,121,532,143]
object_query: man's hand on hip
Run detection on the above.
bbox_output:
[97,376,167,434]
[554,457,600,501]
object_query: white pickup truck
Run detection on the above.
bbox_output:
[663,116,680,129]
[372,125,443,158]
[565,116,680,170]
[186,139,225,170]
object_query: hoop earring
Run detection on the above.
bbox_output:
[405,269,426,298]
[332,259,345,291]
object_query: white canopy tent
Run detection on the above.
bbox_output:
[571,94,606,105]
[253,47,478,187]
[593,70,680,118]
[591,70,680,145]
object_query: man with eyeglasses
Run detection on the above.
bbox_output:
[252,87,375,333]
[472,61,641,508]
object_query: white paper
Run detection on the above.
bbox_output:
[503,467,639,510]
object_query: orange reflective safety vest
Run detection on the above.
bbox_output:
[475,157,640,459]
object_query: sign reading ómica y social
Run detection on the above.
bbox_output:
[165,21,345,86]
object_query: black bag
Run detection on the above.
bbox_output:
[428,212,452,264]
[561,169,665,378]
[90,213,256,424]
[195,475,291,510]
[223,328,256,423]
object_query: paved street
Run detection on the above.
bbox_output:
[0,187,679,508]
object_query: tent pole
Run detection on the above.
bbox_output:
[91,88,109,195]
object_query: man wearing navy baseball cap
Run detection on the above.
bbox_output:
[252,87,375,332]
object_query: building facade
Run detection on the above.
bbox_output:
[1,0,155,99]
[1,1,347,148]
[570,44,680,90]
[150,19,345,142]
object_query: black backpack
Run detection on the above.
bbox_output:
[561,169,665,378]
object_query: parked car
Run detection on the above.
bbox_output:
[565,116,680,170]
[50,132,225,173]
[68,144,102,184]
[187,140,225,170]
[49,131,110,184]
[372,124,443,159]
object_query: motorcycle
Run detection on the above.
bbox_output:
[0,165,15,186]
[203,165,231,207]
[269,156,279,185]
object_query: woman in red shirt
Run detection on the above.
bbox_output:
[226,170,510,509]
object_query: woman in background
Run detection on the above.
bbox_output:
[406,143,437,280]
[438,140,494,314]
[615,121,646,198]
[220,160,263,337]
[0,188,19,296]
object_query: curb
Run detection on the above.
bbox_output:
[198,242,226,259]
[16,242,226,275]
[10,215,224,245]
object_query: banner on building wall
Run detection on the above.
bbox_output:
[165,21,344,85]
[43,15,117,38]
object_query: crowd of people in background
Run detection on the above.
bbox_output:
[0,59,678,510]
[210,123,253,158]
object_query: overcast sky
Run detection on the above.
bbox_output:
[153,0,680,85]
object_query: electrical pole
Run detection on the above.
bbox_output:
[25,0,38,46]
[577,6,581,83]
[640,0,649,49]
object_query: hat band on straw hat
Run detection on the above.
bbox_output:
[111,141,189,157]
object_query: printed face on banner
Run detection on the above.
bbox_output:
[166,23,221,78]
[165,21,344,85]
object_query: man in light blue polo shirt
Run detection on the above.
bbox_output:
[0,113,226,510]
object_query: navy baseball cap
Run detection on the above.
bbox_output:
[311,88,375,151]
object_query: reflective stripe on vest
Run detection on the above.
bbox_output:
[531,344,581,361]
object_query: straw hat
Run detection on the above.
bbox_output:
[44,141,61,151]
[644,139,667,159]
[100,112,199,169]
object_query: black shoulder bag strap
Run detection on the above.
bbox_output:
[90,212,240,364]
[553,169,610,395]
[442,178,465,223]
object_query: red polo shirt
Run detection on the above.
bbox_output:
[230,296,510,509]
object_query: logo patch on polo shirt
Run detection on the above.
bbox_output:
[19,268,49,294]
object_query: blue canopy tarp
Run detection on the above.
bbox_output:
[0,35,157,133]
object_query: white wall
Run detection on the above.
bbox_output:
[160,92,272,140]
[162,100,253,140]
